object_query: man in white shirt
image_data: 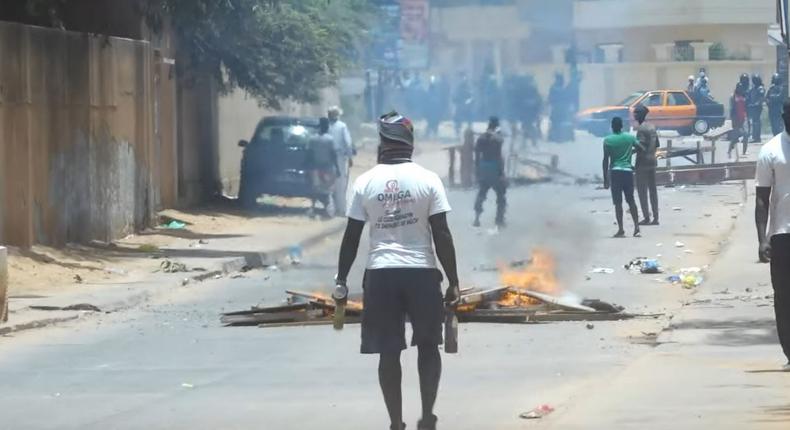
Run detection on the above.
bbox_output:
[328,106,355,214]
[756,99,790,370]
[334,111,460,430]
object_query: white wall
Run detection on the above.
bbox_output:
[574,0,776,30]
[216,88,339,196]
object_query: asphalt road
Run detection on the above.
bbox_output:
[0,136,748,430]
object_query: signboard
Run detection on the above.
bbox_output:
[399,0,430,69]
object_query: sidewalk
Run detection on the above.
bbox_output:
[547,183,790,430]
[0,142,451,336]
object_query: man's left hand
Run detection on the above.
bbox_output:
[444,285,461,307]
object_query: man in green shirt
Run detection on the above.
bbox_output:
[603,117,641,238]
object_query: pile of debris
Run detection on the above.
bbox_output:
[220,286,636,328]
[222,250,646,327]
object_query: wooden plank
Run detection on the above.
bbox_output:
[459,286,510,305]
[286,290,363,312]
[222,309,325,326]
[222,303,309,316]
[519,290,596,312]
[259,317,362,329]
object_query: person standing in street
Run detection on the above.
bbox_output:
[633,105,660,226]
[748,74,766,144]
[306,118,340,217]
[334,111,460,430]
[729,81,748,158]
[767,73,785,136]
[473,117,507,228]
[755,99,790,371]
[602,117,640,238]
[453,73,474,138]
[328,106,355,215]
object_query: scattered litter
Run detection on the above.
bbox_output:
[138,244,160,253]
[586,323,595,330]
[213,274,223,280]
[198,239,209,245]
[520,405,555,420]
[656,243,663,247]
[181,278,190,286]
[104,267,126,275]
[667,268,704,289]
[624,258,662,274]
[674,241,685,248]
[683,249,694,254]
[266,265,280,271]
[74,274,83,284]
[672,207,683,211]
[591,267,614,274]
[181,383,194,389]
[230,273,245,279]
[160,260,188,273]
[163,220,186,230]
[288,245,303,265]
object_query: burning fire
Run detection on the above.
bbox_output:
[498,249,560,308]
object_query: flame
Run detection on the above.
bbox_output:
[498,249,560,308]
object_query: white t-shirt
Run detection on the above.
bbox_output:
[347,162,452,269]
[756,131,790,237]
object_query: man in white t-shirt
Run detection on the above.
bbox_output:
[334,111,460,430]
[756,99,790,370]
[328,106,355,215]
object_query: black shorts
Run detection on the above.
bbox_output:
[361,268,444,354]
[610,170,635,205]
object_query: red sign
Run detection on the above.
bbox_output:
[400,0,429,43]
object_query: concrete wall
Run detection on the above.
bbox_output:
[574,0,775,29]
[577,60,776,109]
[576,24,773,63]
[0,21,156,247]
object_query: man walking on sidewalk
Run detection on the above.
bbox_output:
[633,105,660,226]
[756,99,790,370]
[329,106,355,214]
[473,117,507,227]
[603,117,641,238]
[334,111,461,429]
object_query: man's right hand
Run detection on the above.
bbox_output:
[759,241,772,263]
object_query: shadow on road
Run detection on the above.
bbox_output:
[670,318,778,347]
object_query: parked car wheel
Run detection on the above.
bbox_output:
[693,119,710,136]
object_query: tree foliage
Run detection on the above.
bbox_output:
[141,0,371,108]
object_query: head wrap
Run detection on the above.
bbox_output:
[378,111,414,147]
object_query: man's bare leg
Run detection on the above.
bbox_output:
[613,202,626,238]
[379,352,403,430]
[626,194,641,237]
[417,345,441,429]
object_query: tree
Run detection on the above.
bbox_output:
[11,0,372,109]
[141,0,371,108]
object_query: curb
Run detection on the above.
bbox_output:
[0,315,80,336]
[186,220,346,282]
[0,222,346,336]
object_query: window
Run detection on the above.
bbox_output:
[642,93,664,107]
[667,92,691,106]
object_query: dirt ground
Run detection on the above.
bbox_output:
[5,145,384,298]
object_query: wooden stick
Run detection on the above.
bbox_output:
[285,290,363,312]
[259,317,362,329]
